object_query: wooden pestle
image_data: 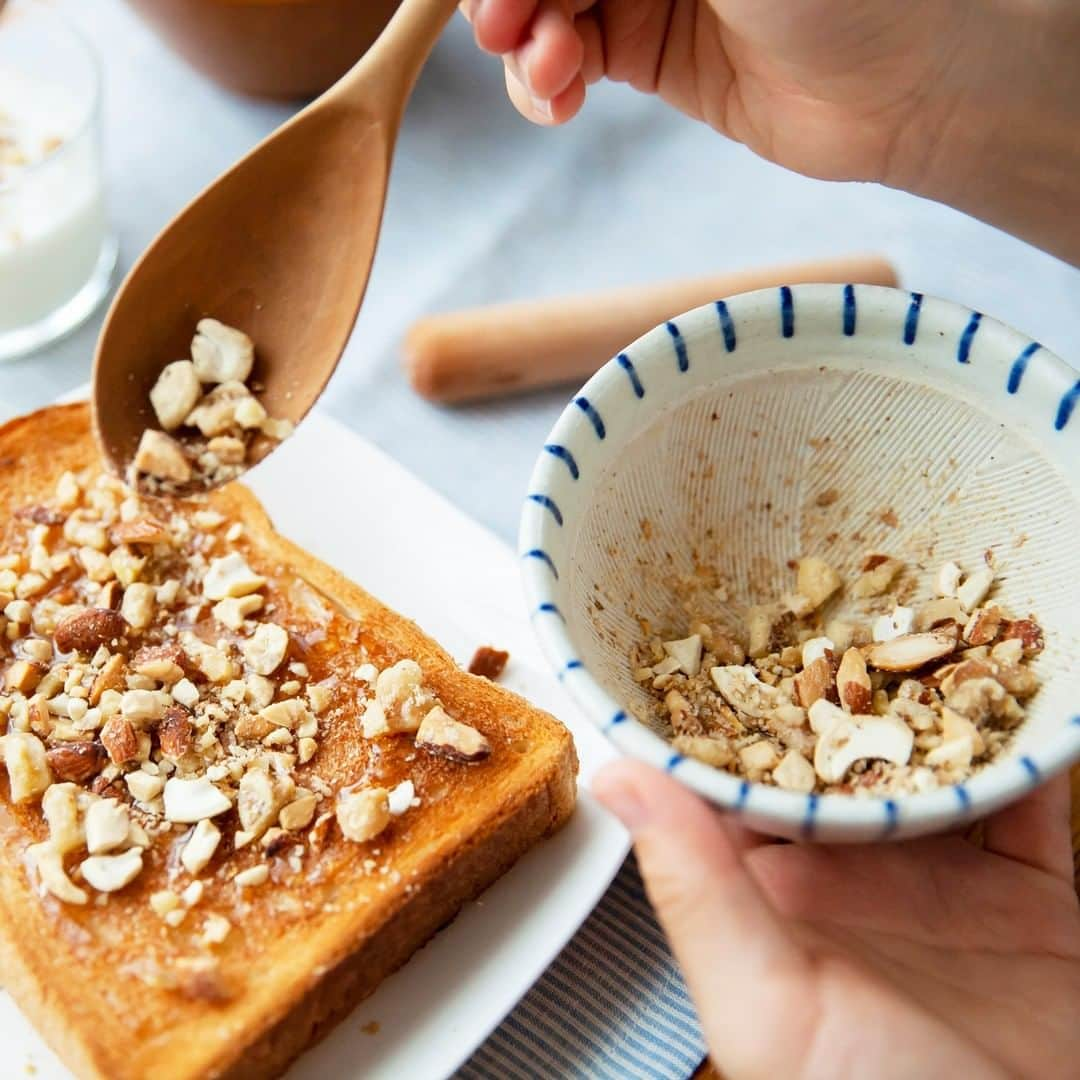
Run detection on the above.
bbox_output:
[405,255,899,404]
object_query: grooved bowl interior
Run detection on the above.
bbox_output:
[521,284,1080,841]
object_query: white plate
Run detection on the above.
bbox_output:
[3,409,628,1079]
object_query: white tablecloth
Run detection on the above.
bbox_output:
[2,0,1079,542]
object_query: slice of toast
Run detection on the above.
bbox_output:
[0,404,576,1080]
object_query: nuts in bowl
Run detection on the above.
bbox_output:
[521,283,1080,841]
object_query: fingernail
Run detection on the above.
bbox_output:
[593,767,651,831]
[530,94,553,121]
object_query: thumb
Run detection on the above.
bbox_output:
[593,760,814,1074]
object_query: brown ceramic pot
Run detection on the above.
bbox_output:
[124,0,402,100]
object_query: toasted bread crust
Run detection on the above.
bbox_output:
[0,404,577,1080]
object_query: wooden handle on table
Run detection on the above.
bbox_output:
[405,255,899,404]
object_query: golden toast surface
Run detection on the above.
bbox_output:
[0,404,576,1080]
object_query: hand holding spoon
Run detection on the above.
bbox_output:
[92,0,460,489]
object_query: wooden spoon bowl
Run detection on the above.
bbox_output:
[93,0,459,485]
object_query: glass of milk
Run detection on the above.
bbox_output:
[0,1,116,360]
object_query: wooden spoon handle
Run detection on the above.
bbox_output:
[330,0,461,106]
[405,254,900,403]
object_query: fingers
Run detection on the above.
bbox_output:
[464,0,590,124]
[983,772,1075,882]
[593,760,815,1073]
[464,0,538,56]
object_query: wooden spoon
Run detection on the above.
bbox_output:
[92,0,459,486]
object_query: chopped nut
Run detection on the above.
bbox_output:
[237,767,289,838]
[851,556,902,598]
[85,799,132,854]
[126,770,165,804]
[375,659,435,734]
[963,607,1003,646]
[2,731,52,803]
[234,864,270,888]
[279,793,318,831]
[158,706,195,759]
[415,706,491,763]
[121,688,167,725]
[836,648,872,714]
[191,318,255,384]
[90,654,127,706]
[81,848,144,893]
[42,782,84,853]
[935,561,963,598]
[181,819,222,875]
[212,594,263,630]
[794,657,833,709]
[120,582,156,631]
[1000,618,1044,656]
[925,735,974,770]
[710,665,782,719]
[109,517,172,547]
[797,557,842,609]
[132,643,186,684]
[28,843,87,905]
[801,636,834,668]
[336,785,391,843]
[738,740,779,777]
[871,606,915,643]
[54,608,128,655]
[745,605,774,660]
[101,716,140,765]
[297,737,318,764]
[207,435,246,465]
[865,626,958,672]
[387,779,416,816]
[166,680,198,713]
[203,553,265,601]
[467,646,510,680]
[186,381,263,437]
[46,741,106,783]
[133,429,191,483]
[163,776,232,823]
[6,659,45,694]
[661,634,703,677]
[772,749,816,793]
[956,567,995,613]
[671,734,734,768]
[914,597,967,632]
[813,713,914,783]
[150,359,203,431]
[242,622,289,675]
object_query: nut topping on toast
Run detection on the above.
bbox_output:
[0,454,499,926]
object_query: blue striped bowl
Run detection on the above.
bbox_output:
[520,283,1080,842]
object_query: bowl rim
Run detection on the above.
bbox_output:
[519,281,1080,839]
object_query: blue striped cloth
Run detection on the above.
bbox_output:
[457,856,706,1079]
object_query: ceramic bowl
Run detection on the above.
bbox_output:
[520,283,1080,842]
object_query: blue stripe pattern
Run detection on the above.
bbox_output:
[527,494,563,526]
[780,286,794,338]
[715,300,737,351]
[543,443,579,480]
[955,785,971,810]
[666,321,689,372]
[957,312,982,363]
[1007,341,1041,393]
[735,780,750,809]
[883,799,899,838]
[665,753,684,772]
[842,284,856,336]
[534,602,564,620]
[1020,756,1039,781]
[605,710,628,732]
[522,548,558,579]
[1055,380,1080,430]
[575,396,606,439]
[903,291,923,345]
[801,793,819,838]
[617,353,645,398]
[458,856,706,1080]
[560,659,583,679]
